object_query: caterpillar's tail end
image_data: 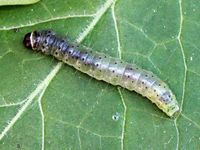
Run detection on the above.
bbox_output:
[170,108,181,119]
[171,110,180,119]
[23,32,32,49]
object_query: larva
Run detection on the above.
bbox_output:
[23,30,180,118]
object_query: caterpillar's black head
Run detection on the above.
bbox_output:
[23,31,39,50]
[23,32,32,49]
[24,30,55,52]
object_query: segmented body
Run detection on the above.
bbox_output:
[23,30,180,117]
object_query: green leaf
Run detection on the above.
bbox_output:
[0,0,200,149]
[0,0,40,6]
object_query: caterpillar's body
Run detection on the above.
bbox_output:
[23,30,179,117]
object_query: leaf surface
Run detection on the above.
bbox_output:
[0,0,200,149]
[0,0,39,6]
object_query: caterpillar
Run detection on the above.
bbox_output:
[23,30,180,118]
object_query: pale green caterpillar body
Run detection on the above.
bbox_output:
[23,30,180,118]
